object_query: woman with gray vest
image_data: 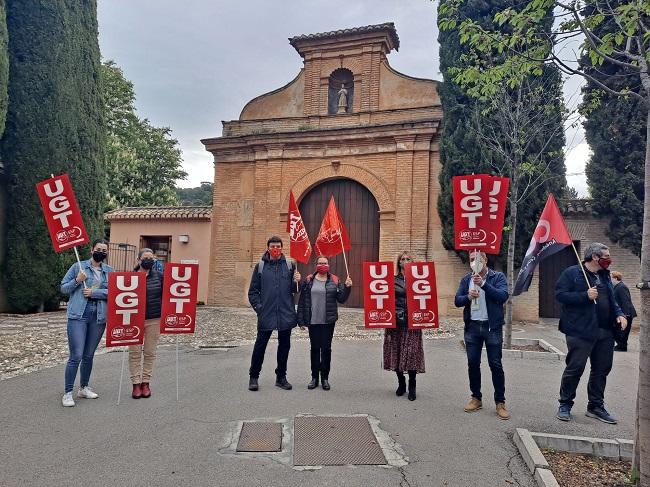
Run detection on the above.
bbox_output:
[129,248,164,399]
[297,255,353,390]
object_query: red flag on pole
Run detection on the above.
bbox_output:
[513,194,573,296]
[314,196,351,257]
[286,191,312,264]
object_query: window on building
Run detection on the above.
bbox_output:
[140,236,172,264]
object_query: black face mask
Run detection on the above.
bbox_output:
[92,251,107,262]
[140,258,155,270]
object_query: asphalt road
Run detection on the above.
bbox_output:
[0,323,638,487]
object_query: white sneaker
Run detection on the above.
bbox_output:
[77,386,99,399]
[62,392,75,407]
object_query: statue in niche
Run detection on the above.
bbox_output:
[337,84,348,114]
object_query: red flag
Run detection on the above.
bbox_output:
[286,191,312,264]
[513,194,573,296]
[160,263,199,334]
[453,174,510,254]
[35,173,89,252]
[314,196,351,257]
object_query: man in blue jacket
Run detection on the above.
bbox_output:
[247,236,301,391]
[455,251,510,420]
[555,242,627,424]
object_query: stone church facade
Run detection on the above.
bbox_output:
[202,23,535,320]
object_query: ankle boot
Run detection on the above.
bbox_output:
[396,372,406,396]
[408,375,416,401]
[132,383,142,399]
[141,382,151,398]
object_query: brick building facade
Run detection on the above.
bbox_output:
[202,23,485,316]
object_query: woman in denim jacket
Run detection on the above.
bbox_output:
[59,238,113,407]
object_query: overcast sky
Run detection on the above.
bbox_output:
[97,0,589,195]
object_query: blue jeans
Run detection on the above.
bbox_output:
[464,320,505,403]
[64,301,106,393]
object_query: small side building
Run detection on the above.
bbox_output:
[105,206,212,304]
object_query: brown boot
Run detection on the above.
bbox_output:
[132,383,142,399]
[464,397,482,412]
[496,403,510,420]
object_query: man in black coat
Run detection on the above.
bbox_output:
[611,271,637,352]
[247,236,301,391]
[555,242,627,424]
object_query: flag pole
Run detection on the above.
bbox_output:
[175,335,179,402]
[116,348,126,405]
[339,237,349,278]
[73,247,87,289]
[570,241,595,303]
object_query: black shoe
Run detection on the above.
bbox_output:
[307,378,318,390]
[614,345,627,352]
[275,377,293,390]
[408,378,416,401]
[248,377,259,391]
[321,379,330,390]
[396,373,406,396]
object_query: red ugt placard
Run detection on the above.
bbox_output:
[106,272,146,347]
[363,262,396,329]
[453,174,510,254]
[404,262,439,329]
[160,263,199,334]
[35,173,89,252]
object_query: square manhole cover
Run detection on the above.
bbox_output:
[236,422,283,452]
[293,416,387,466]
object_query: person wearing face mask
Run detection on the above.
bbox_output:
[383,251,426,401]
[129,248,164,399]
[59,238,113,407]
[455,250,509,419]
[611,271,637,352]
[555,242,627,424]
[247,236,301,391]
[297,256,352,390]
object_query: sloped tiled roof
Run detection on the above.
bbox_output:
[105,206,212,221]
[289,22,400,50]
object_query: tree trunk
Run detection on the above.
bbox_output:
[637,103,650,487]
[504,180,518,349]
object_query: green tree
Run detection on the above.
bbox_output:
[175,182,213,206]
[0,0,8,138]
[102,60,186,210]
[582,18,646,256]
[437,0,567,347]
[439,0,649,481]
[2,0,105,312]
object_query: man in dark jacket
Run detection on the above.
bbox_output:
[247,236,301,391]
[455,251,510,420]
[555,242,627,424]
[611,271,637,352]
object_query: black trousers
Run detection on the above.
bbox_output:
[249,329,291,379]
[308,324,335,379]
[559,328,614,409]
[614,317,633,348]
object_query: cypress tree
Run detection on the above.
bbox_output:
[2,0,105,311]
[582,10,645,257]
[0,0,7,137]
[437,0,567,270]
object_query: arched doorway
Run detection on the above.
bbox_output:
[298,178,379,307]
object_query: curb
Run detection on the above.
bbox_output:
[513,428,633,487]
[502,338,566,361]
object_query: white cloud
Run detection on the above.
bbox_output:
[565,141,591,197]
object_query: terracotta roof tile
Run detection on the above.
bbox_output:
[289,22,399,50]
[105,206,212,221]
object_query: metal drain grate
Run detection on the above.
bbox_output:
[236,422,283,452]
[293,416,387,466]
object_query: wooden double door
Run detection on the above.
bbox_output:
[298,178,380,307]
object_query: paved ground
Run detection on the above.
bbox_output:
[0,309,639,487]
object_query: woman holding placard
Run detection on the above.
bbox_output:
[60,238,113,407]
[297,255,353,390]
[129,248,164,399]
[383,251,425,401]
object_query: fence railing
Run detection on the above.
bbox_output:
[107,243,137,272]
